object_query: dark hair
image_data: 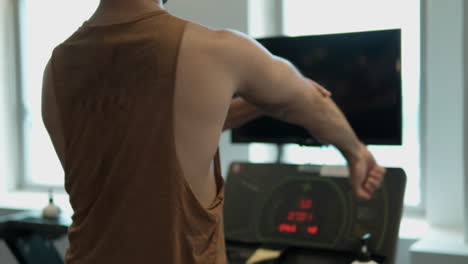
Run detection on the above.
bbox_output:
[163,0,168,3]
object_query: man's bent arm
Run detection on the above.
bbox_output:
[223,98,263,131]
[218,29,385,200]
[221,30,361,160]
[222,80,331,131]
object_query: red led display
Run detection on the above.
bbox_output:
[287,211,313,222]
[277,198,319,236]
[307,225,319,235]
[299,199,313,209]
[278,223,297,233]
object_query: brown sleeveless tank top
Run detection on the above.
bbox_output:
[50,10,226,264]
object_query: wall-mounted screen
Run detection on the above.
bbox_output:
[232,29,402,145]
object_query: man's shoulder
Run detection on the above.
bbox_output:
[183,22,262,69]
[185,22,251,51]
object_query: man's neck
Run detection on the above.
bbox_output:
[88,0,164,25]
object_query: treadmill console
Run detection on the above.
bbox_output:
[224,163,406,264]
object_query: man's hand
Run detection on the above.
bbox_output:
[346,144,386,200]
[307,80,385,200]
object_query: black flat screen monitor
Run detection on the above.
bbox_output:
[232,29,402,146]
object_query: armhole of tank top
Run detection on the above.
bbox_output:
[172,17,190,173]
[213,148,223,187]
[174,21,224,187]
[172,20,225,213]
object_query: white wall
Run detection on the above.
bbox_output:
[166,0,248,32]
[464,0,468,244]
[0,0,21,193]
[410,0,468,262]
[420,0,465,229]
[0,0,7,193]
[248,0,283,38]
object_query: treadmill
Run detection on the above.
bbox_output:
[224,162,406,264]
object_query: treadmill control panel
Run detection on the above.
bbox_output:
[224,163,406,264]
[258,178,347,248]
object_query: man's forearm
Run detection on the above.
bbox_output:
[223,97,264,131]
[271,82,362,161]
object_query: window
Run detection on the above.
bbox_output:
[250,0,421,208]
[19,0,98,187]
